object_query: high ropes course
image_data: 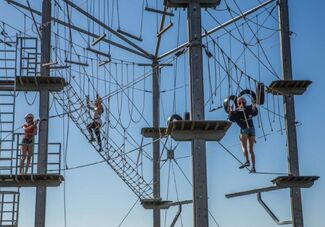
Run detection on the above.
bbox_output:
[0,0,319,226]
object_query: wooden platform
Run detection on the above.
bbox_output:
[0,76,66,91]
[141,198,192,209]
[141,127,167,138]
[267,80,312,95]
[141,199,172,209]
[0,174,64,187]
[164,0,220,7]
[271,176,319,188]
[166,120,231,141]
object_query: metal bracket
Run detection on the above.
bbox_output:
[257,192,292,225]
[170,204,182,227]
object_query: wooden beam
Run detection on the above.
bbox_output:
[225,186,283,199]
[5,0,151,59]
[158,0,276,60]
[62,0,152,59]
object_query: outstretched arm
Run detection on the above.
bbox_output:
[96,95,103,113]
[86,96,94,110]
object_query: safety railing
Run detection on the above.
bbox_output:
[0,190,19,227]
[0,133,61,176]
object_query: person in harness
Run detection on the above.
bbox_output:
[19,113,39,174]
[228,97,258,173]
[86,94,103,151]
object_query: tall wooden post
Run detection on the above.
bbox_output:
[278,0,304,226]
[152,61,161,227]
[35,0,51,226]
[187,2,209,227]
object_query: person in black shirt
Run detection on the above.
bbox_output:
[228,97,258,173]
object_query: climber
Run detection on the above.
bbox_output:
[19,113,39,174]
[86,94,103,151]
[228,97,258,173]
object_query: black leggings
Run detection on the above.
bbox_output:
[87,121,102,148]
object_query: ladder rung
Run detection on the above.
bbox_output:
[0,93,15,96]
[0,149,14,151]
[0,59,15,61]
[0,112,14,114]
[0,130,14,133]
[0,67,15,70]
[20,37,37,40]
[0,158,13,161]
[0,139,13,142]
[0,50,15,52]
[1,40,16,43]
[21,57,36,60]
[1,210,17,213]
[21,47,36,50]
[0,103,14,105]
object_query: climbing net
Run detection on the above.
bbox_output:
[1,0,300,226]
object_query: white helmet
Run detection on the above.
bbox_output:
[24,113,34,119]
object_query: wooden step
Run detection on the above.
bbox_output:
[166,120,231,141]
[267,80,312,95]
[0,76,66,91]
[271,176,319,188]
[0,174,64,187]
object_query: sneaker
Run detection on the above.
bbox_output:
[249,167,256,173]
[239,161,250,169]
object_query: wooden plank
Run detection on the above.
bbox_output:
[167,120,231,141]
[141,199,192,209]
[271,176,319,188]
[267,80,312,95]
[0,174,64,187]
[0,76,66,91]
[141,127,167,138]
[165,0,220,7]
[225,186,283,198]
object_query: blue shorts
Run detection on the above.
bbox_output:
[240,127,255,137]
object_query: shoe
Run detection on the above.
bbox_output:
[89,137,95,142]
[239,161,250,169]
[249,167,256,173]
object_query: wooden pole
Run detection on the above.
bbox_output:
[188,2,209,226]
[152,61,161,227]
[35,0,51,226]
[278,0,304,226]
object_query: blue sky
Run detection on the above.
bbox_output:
[0,0,324,227]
